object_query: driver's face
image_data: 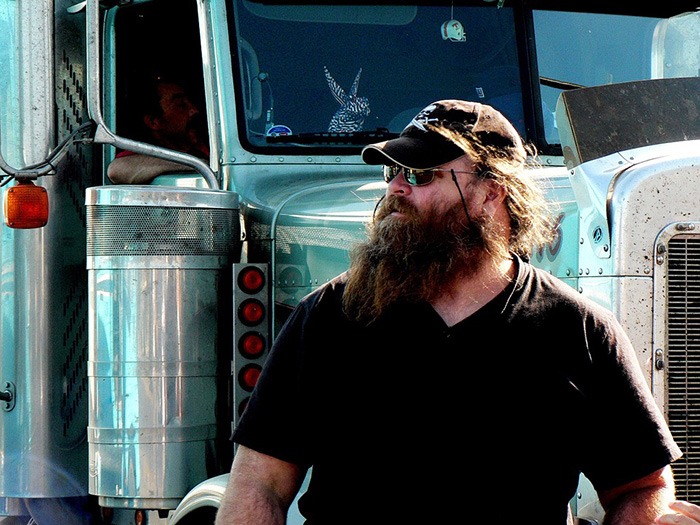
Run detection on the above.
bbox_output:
[156,82,200,137]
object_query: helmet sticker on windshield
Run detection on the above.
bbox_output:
[266,125,292,137]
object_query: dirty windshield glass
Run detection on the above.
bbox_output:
[231,2,524,152]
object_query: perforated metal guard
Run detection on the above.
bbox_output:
[86,205,238,257]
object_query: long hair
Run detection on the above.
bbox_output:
[430,125,556,258]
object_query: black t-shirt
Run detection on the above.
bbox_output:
[233,257,682,524]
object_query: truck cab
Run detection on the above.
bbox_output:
[0,1,697,524]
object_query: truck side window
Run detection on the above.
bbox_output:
[112,0,206,151]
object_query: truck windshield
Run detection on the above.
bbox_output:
[230,2,525,151]
[230,1,699,155]
[534,9,700,147]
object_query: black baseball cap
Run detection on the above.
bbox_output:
[361,99,525,169]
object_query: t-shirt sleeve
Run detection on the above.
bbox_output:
[232,283,335,468]
[579,309,682,490]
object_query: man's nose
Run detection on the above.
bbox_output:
[186,100,199,117]
[387,170,411,195]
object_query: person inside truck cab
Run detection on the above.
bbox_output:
[215,100,685,525]
[107,74,209,184]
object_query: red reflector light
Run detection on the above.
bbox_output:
[239,364,262,391]
[238,266,266,294]
[239,331,266,358]
[4,180,49,229]
[239,298,265,325]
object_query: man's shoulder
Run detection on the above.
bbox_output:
[299,272,348,308]
[523,262,575,293]
[520,260,577,297]
[518,260,616,319]
[276,272,350,338]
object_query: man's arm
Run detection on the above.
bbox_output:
[215,445,305,525]
[107,154,194,184]
[599,466,676,524]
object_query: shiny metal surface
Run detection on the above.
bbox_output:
[0,56,91,516]
[168,473,227,525]
[0,0,102,515]
[86,186,239,509]
[0,185,90,499]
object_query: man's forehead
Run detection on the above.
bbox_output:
[441,154,476,169]
[158,83,187,101]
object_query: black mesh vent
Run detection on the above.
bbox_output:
[666,235,700,503]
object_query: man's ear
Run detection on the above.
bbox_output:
[143,114,160,131]
[482,179,506,213]
[486,186,505,202]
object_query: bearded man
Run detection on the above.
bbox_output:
[216,100,682,525]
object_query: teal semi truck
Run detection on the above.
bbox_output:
[0,1,698,524]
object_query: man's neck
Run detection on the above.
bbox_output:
[430,257,516,327]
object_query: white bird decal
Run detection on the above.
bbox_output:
[324,66,370,133]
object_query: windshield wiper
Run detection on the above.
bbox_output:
[540,76,586,91]
[266,128,398,145]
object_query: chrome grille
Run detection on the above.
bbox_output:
[667,235,700,502]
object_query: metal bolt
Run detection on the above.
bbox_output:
[655,349,665,370]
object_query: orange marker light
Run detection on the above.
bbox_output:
[4,180,49,229]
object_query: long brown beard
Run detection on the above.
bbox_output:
[343,194,508,325]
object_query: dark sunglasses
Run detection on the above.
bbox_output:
[383,165,476,186]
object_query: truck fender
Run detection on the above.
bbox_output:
[168,474,229,525]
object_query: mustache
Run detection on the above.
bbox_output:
[187,113,207,132]
[375,195,418,221]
